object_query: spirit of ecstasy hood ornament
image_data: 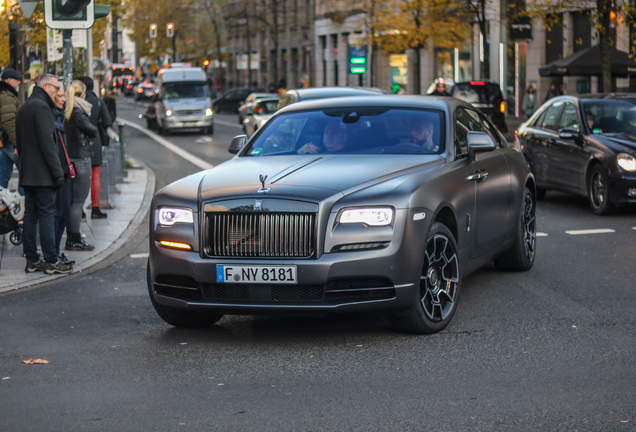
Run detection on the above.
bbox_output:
[258,175,270,193]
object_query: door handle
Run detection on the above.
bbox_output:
[467,170,488,181]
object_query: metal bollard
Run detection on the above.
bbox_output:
[111,140,124,183]
[117,122,125,172]
[99,158,114,209]
[105,147,120,194]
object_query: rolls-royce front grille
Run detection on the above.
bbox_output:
[205,212,315,258]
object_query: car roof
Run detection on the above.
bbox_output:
[288,87,386,99]
[277,94,469,114]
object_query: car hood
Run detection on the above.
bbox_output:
[200,154,443,202]
[597,133,636,153]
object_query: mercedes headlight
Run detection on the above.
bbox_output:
[165,109,172,117]
[617,153,636,172]
[158,207,193,226]
[206,107,213,116]
[339,207,394,226]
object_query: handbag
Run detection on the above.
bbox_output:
[58,132,77,179]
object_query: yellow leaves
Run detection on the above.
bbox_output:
[22,359,50,365]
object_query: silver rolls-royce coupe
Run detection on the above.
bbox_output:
[148,95,536,334]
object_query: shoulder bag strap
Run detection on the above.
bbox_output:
[58,131,72,166]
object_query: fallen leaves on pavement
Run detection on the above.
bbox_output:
[22,359,50,365]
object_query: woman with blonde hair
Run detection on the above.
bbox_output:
[63,80,98,251]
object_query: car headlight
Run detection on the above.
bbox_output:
[617,153,636,172]
[158,207,194,226]
[206,107,213,116]
[339,207,394,226]
[165,109,172,116]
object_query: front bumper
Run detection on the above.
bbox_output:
[148,209,431,315]
[164,115,213,129]
[609,172,636,204]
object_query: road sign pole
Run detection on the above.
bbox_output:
[63,29,73,89]
[87,28,93,78]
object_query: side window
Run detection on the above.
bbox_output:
[455,107,485,156]
[479,113,508,148]
[539,101,564,131]
[558,103,580,131]
[533,109,547,127]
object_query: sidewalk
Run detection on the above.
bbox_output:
[0,157,154,293]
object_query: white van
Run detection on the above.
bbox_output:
[154,67,214,134]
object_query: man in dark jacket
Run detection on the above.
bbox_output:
[15,74,73,275]
[78,76,112,219]
[0,68,23,195]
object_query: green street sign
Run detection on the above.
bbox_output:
[350,66,366,74]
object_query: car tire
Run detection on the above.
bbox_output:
[588,165,615,215]
[146,262,223,328]
[494,186,536,271]
[390,222,461,334]
[535,187,547,200]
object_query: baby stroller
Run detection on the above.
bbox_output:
[0,186,24,245]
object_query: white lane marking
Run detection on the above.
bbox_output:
[565,229,615,235]
[130,253,150,259]
[214,118,243,129]
[195,137,214,143]
[536,232,548,237]
[117,119,214,171]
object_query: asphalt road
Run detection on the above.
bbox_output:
[1,97,635,432]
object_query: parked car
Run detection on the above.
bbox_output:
[124,80,141,97]
[134,81,157,101]
[213,88,257,113]
[238,93,279,125]
[277,87,386,110]
[451,81,508,133]
[147,95,536,334]
[517,94,636,214]
[243,98,279,137]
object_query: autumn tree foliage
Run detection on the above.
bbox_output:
[373,0,470,92]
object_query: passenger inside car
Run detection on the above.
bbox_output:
[297,119,349,154]
[410,118,439,151]
[586,112,603,133]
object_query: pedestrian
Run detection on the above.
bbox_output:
[523,86,537,119]
[78,76,112,219]
[52,87,75,266]
[0,68,24,195]
[15,74,72,274]
[63,80,98,252]
[429,78,450,96]
[103,91,117,122]
[543,82,561,104]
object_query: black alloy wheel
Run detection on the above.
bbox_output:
[588,165,615,215]
[495,186,536,271]
[390,222,460,334]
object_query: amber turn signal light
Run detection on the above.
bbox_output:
[159,241,192,250]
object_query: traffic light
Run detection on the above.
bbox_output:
[44,0,95,29]
[150,23,157,38]
[167,23,174,38]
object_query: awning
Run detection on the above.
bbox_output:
[539,45,636,77]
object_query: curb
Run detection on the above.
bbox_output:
[0,157,155,294]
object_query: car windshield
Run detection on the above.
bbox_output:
[163,82,208,99]
[254,101,279,115]
[581,100,636,134]
[453,83,502,103]
[242,108,444,156]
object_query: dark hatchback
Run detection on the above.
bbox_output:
[452,81,508,133]
[213,88,258,113]
[517,94,636,214]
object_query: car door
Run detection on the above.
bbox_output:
[551,101,589,194]
[456,107,511,259]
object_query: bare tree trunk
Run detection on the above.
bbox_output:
[598,0,612,92]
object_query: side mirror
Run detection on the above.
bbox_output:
[467,131,497,161]
[559,129,580,139]
[228,134,248,154]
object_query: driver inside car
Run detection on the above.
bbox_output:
[297,119,349,154]
[410,118,439,151]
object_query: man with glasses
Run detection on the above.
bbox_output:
[15,74,72,274]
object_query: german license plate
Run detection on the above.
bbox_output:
[216,265,297,284]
